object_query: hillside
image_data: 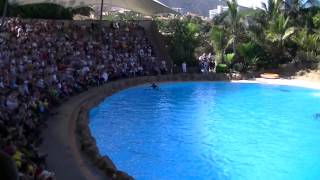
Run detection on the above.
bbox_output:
[159,0,226,16]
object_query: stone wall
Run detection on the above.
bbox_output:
[15,18,153,30]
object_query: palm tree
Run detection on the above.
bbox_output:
[264,13,296,63]
[314,29,320,41]
[209,26,229,64]
[265,14,295,47]
[292,28,319,52]
[261,0,283,21]
[291,28,320,63]
[284,0,320,30]
[226,0,240,57]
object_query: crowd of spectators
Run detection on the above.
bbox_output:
[198,53,215,74]
[0,17,166,179]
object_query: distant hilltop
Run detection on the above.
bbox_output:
[159,0,226,16]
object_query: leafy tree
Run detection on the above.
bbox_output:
[238,42,256,63]
[237,41,268,70]
[9,3,73,19]
[313,11,320,28]
[226,0,240,56]
[1,2,92,20]
[265,14,295,48]
[263,14,296,65]
[246,1,296,66]
[283,0,320,29]
[292,28,320,64]
[292,28,319,52]
[169,19,200,66]
[261,0,283,21]
[0,0,5,15]
[209,26,229,64]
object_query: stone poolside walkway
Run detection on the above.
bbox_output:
[40,86,108,180]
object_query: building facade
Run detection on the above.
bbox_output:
[172,7,185,15]
[209,5,228,19]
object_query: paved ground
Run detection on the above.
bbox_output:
[40,87,107,180]
[233,78,320,90]
[294,70,320,82]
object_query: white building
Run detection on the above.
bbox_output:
[209,5,228,19]
[172,7,184,15]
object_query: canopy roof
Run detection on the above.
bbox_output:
[9,0,177,15]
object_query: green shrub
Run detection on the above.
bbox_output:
[238,42,255,62]
[296,50,320,63]
[5,3,92,20]
[313,12,320,29]
[224,53,235,65]
[216,63,229,73]
[9,3,73,19]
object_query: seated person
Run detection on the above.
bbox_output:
[0,151,19,180]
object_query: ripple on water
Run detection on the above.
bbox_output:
[89,82,320,180]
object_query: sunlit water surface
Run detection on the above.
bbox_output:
[89,82,320,180]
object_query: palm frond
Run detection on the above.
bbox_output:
[282,27,296,40]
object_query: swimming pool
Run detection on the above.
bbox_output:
[89,82,320,180]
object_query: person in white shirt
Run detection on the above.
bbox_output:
[182,62,187,73]
[102,71,109,83]
[161,60,167,73]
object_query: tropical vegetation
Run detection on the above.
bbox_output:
[158,0,320,72]
[0,2,92,19]
[1,0,320,72]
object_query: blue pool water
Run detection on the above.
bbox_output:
[89,82,320,180]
